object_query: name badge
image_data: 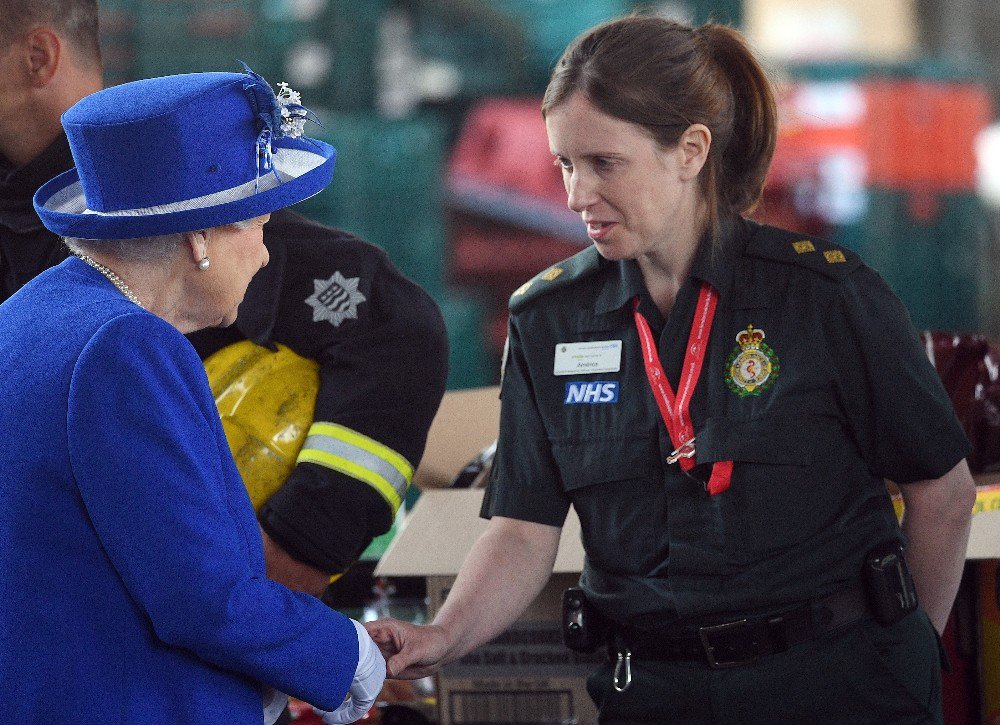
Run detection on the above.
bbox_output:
[553,340,622,376]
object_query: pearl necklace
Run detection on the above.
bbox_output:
[77,254,144,309]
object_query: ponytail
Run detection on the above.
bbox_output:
[697,23,777,217]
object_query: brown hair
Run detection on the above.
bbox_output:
[0,0,101,68]
[542,15,777,245]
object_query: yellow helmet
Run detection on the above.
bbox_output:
[204,340,320,510]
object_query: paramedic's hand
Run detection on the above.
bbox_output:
[262,687,288,725]
[364,618,451,680]
[314,619,386,724]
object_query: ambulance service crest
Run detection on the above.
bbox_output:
[724,325,779,397]
[305,271,366,327]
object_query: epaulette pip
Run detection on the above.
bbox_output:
[744,223,862,281]
[509,245,601,312]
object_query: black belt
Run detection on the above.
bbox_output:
[612,583,870,669]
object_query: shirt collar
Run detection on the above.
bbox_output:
[592,216,746,316]
[688,215,744,299]
[594,257,646,315]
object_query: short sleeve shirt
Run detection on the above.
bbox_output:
[482,218,971,627]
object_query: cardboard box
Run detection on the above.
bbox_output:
[375,489,599,725]
[413,387,500,490]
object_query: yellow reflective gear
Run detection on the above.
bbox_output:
[204,341,411,583]
[297,422,413,517]
[204,340,319,511]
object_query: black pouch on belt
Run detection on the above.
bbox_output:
[863,540,919,625]
[562,587,608,653]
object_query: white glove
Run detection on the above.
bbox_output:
[315,618,386,724]
[262,687,289,725]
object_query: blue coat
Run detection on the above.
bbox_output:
[0,258,357,722]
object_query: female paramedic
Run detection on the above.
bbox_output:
[366,15,976,724]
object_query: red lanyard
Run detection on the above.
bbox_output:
[633,282,733,495]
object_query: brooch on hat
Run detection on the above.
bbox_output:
[275,82,308,137]
[239,62,320,191]
[725,324,780,397]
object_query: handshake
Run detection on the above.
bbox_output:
[265,619,388,725]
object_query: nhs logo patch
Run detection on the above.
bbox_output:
[564,381,619,404]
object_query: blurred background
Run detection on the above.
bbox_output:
[98,0,1000,391]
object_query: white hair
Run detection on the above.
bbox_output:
[63,219,258,262]
[229,218,256,231]
[62,233,185,263]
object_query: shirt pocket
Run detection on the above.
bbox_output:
[551,435,666,574]
[695,415,836,566]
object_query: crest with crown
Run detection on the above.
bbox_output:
[725,324,780,398]
[736,325,765,350]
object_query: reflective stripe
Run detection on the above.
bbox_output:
[296,422,413,515]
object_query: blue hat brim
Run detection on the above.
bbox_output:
[33,137,336,240]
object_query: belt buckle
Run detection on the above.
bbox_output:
[697,619,759,669]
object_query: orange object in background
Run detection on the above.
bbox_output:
[769,81,869,191]
[865,80,993,191]
[766,77,993,214]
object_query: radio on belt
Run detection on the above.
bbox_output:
[562,587,607,653]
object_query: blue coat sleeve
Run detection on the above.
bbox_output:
[66,311,357,710]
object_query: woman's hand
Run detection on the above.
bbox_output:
[362,516,562,680]
[364,619,452,679]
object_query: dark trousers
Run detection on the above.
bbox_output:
[586,610,942,724]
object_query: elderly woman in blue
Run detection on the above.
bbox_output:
[0,69,383,723]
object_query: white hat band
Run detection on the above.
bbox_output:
[44,147,327,218]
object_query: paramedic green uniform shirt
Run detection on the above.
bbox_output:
[482,218,971,630]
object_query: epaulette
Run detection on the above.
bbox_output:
[509,245,601,313]
[744,223,862,281]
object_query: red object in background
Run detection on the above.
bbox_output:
[486,308,509,356]
[450,214,582,293]
[447,98,565,204]
[768,81,868,190]
[920,332,1000,474]
[753,185,829,237]
[288,698,324,723]
[287,699,380,723]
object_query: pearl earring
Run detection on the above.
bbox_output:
[197,257,210,270]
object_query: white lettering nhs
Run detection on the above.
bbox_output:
[564,381,619,404]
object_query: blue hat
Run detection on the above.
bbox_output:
[34,67,336,240]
